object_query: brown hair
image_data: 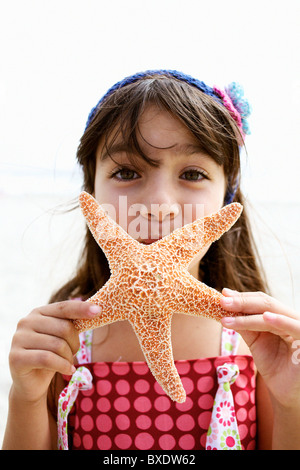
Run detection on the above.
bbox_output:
[50,74,268,303]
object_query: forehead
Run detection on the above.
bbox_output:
[138,105,201,150]
[97,105,209,161]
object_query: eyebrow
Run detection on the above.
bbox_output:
[100,142,210,162]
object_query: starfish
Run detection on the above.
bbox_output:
[74,192,243,403]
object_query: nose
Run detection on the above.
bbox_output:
[139,180,180,222]
[140,201,180,222]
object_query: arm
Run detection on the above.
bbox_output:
[2,300,99,450]
[220,289,300,450]
[272,402,300,450]
[3,387,53,450]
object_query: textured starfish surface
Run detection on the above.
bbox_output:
[74,192,243,402]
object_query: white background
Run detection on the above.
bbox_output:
[0,0,299,445]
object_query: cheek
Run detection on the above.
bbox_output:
[188,246,210,269]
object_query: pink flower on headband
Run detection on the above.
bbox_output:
[213,86,244,137]
[213,83,251,138]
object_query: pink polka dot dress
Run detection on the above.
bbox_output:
[57,328,256,450]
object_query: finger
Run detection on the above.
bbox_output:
[16,349,76,377]
[221,289,297,318]
[31,315,80,356]
[14,329,75,365]
[221,311,300,338]
[221,314,272,332]
[21,309,81,357]
[34,300,102,321]
[262,312,300,338]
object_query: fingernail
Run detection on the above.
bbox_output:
[88,305,102,316]
[222,297,233,306]
[263,312,277,321]
[222,317,236,325]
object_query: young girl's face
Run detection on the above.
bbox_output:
[94,104,226,250]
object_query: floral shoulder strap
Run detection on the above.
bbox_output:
[206,328,242,450]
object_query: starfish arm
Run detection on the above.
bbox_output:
[73,279,127,332]
[153,202,243,268]
[200,202,243,247]
[170,271,237,322]
[129,313,186,403]
[79,192,141,272]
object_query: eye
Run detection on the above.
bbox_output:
[110,167,140,181]
[180,168,208,181]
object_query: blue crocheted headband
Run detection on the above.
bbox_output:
[85,69,251,136]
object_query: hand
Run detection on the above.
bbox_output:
[220,289,300,409]
[8,300,100,404]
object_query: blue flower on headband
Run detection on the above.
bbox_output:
[225,83,252,135]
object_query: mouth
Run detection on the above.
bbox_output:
[139,238,162,245]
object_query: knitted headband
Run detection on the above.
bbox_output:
[85,69,251,137]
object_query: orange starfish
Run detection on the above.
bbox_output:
[74,192,243,402]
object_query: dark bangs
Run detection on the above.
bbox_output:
[77,75,242,193]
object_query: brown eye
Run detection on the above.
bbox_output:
[181,169,207,181]
[112,167,139,181]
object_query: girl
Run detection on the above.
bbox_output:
[3,70,300,450]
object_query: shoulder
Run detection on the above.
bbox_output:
[236,335,252,357]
